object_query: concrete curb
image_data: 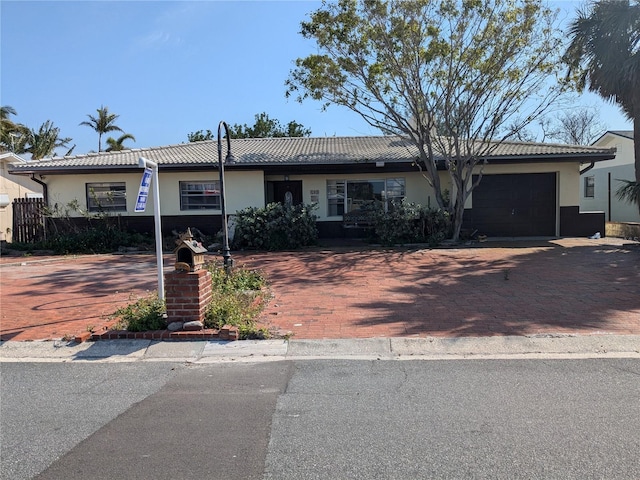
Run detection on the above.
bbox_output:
[1,335,639,363]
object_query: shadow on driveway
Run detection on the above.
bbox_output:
[1,240,639,341]
[241,238,640,339]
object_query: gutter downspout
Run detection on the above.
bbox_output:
[30,174,48,206]
[580,162,595,175]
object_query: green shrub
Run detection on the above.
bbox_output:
[10,219,153,255]
[10,198,153,254]
[112,294,166,332]
[372,200,451,246]
[108,264,270,339]
[204,262,270,339]
[231,202,318,250]
[209,262,266,293]
[38,227,152,254]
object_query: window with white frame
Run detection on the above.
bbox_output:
[327,178,405,216]
[180,181,220,210]
[584,176,595,198]
[86,182,126,212]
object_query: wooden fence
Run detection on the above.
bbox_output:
[12,198,46,244]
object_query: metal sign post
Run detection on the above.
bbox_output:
[138,157,164,300]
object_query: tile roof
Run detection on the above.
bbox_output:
[0,152,26,164]
[9,135,616,173]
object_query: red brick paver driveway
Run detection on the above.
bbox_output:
[0,254,163,341]
[1,238,639,341]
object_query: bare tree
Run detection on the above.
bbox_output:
[545,108,606,145]
[512,107,607,145]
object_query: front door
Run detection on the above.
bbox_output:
[268,181,303,206]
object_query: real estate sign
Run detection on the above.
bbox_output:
[135,167,153,212]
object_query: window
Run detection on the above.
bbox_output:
[86,182,126,212]
[180,181,220,210]
[384,178,406,207]
[327,178,405,216]
[584,176,595,198]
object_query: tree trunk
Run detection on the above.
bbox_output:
[417,150,447,210]
[450,190,467,242]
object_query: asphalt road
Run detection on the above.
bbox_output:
[2,359,639,479]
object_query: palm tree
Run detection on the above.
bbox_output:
[79,105,123,152]
[564,0,640,210]
[105,133,136,152]
[0,105,29,153]
[24,120,72,160]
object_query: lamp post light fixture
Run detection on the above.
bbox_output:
[217,121,235,273]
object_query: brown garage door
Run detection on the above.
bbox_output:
[470,173,556,236]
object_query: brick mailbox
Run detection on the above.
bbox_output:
[165,229,212,327]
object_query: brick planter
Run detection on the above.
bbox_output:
[165,269,212,324]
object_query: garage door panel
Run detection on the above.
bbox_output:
[471,173,556,237]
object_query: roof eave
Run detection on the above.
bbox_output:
[485,153,616,164]
[8,151,615,176]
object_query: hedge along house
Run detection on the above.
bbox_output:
[8,135,615,241]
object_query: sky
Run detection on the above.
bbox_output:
[1,0,633,158]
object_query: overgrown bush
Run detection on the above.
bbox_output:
[209,261,266,293]
[10,199,153,254]
[231,202,318,251]
[204,262,270,339]
[112,294,166,332]
[10,226,152,254]
[372,200,451,246]
[110,263,270,339]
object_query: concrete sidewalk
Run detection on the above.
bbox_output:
[1,335,639,363]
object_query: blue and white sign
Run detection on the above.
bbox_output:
[135,167,153,212]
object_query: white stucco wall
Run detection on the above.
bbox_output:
[39,160,581,229]
[43,170,265,217]
[268,172,447,221]
[0,157,44,242]
[267,162,575,221]
[580,133,640,222]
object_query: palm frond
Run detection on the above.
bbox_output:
[564,0,640,119]
[616,179,640,207]
[105,132,136,152]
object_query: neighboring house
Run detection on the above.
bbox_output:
[8,136,615,240]
[0,152,44,243]
[580,130,640,223]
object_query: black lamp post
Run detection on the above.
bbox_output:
[217,121,235,273]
